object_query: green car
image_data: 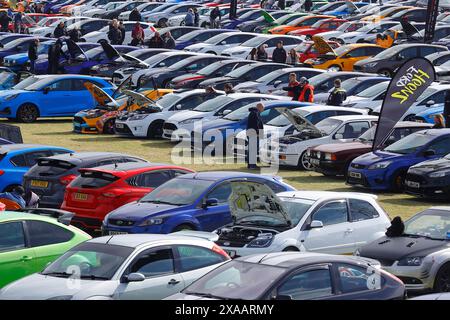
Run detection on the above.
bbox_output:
[0,211,91,288]
[258,12,309,34]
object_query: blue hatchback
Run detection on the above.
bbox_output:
[102,171,295,235]
[0,144,73,192]
[346,129,450,191]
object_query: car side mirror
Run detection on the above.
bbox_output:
[334,133,344,140]
[175,104,182,110]
[423,149,436,157]
[123,272,145,283]
[220,41,226,45]
[222,109,232,115]
[273,80,282,88]
[158,62,165,67]
[309,220,324,229]
[43,87,50,94]
[203,198,218,209]
[426,100,435,107]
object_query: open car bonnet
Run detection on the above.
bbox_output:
[65,39,87,60]
[345,0,360,14]
[84,82,119,108]
[312,35,336,56]
[122,89,162,111]
[99,40,121,60]
[275,107,323,135]
[261,10,275,23]
[229,181,291,225]
[400,20,422,40]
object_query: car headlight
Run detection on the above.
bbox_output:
[397,256,423,266]
[323,153,336,161]
[232,50,247,55]
[278,145,287,153]
[429,170,450,178]
[47,295,73,300]
[4,94,19,101]
[247,233,274,248]
[365,62,378,68]
[129,114,149,121]
[138,218,164,227]
[368,161,392,170]
[179,117,202,125]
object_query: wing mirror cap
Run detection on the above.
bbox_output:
[309,220,324,229]
[123,272,145,283]
[203,198,219,208]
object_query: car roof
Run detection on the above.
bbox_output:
[0,211,62,224]
[289,104,365,113]
[394,121,433,128]
[88,234,209,247]
[327,115,378,122]
[415,128,450,136]
[177,171,274,181]
[277,190,377,201]
[0,144,64,153]
[40,152,141,163]
[81,162,184,175]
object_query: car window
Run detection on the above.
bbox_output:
[310,111,335,124]
[129,248,174,278]
[24,151,51,167]
[10,154,27,167]
[72,79,90,91]
[279,37,299,46]
[336,263,379,294]
[420,46,441,56]
[176,245,227,272]
[206,182,232,203]
[127,170,173,188]
[427,136,450,155]
[0,222,25,252]
[345,48,366,58]
[364,47,384,56]
[348,199,380,222]
[277,268,333,300]
[312,200,348,226]
[178,95,208,110]
[419,90,445,105]
[336,122,370,139]
[216,98,259,116]
[27,220,74,247]
[398,47,418,59]
[47,79,73,91]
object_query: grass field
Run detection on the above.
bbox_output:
[8,118,449,221]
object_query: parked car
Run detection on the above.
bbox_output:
[144,2,202,27]
[185,32,256,55]
[288,18,348,38]
[335,21,400,44]
[268,15,334,35]
[81,21,156,45]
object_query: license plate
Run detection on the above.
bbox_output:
[225,250,236,258]
[74,193,88,201]
[109,231,128,235]
[405,180,420,188]
[30,180,48,188]
[115,123,124,129]
[349,172,362,179]
[310,158,320,166]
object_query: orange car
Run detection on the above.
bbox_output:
[268,15,334,35]
[60,0,86,15]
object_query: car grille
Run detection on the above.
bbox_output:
[405,173,426,184]
[115,124,132,134]
[351,163,366,169]
[73,116,85,125]
[346,174,369,187]
[216,240,247,248]
[108,219,135,227]
[163,123,177,132]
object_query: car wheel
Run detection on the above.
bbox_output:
[391,171,406,192]
[328,64,341,71]
[102,119,115,134]
[379,69,393,77]
[17,104,39,123]
[45,33,51,37]
[3,184,21,192]
[172,224,195,232]
[146,120,164,138]
[282,246,299,252]
[298,151,313,171]
[180,20,185,26]
[93,14,99,18]
[434,263,450,292]
[403,114,416,122]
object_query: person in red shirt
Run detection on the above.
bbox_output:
[284,73,300,100]
[131,22,145,46]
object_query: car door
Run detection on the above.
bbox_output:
[333,121,371,143]
[195,181,232,231]
[0,221,36,288]
[115,246,185,300]
[40,79,74,116]
[339,48,367,71]
[300,199,356,254]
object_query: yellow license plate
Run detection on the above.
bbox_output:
[30,180,48,188]
[74,193,88,201]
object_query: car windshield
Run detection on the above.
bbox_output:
[182,260,286,299]
[403,209,450,240]
[316,118,343,135]
[274,14,303,25]
[308,72,337,88]
[372,45,403,59]
[156,93,181,109]
[85,47,103,59]
[333,45,353,56]
[177,30,204,42]
[239,36,266,48]
[356,82,389,98]
[144,54,171,66]
[12,76,48,90]
[41,242,133,280]
[3,38,28,50]
[197,61,227,76]
[204,33,233,45]
[256,69,285,83]
[384,131,434,154]
[226,64,255,78]
[140,178,214,206]
[194,95,233,112]
[223,104,257,121]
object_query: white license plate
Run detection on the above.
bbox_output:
[405,180,420,188]
[349,172,362,179]
[109,231,127,235]
[115,123,124,129]
[310,159,320,166]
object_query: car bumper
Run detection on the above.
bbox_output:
[115,122,147,137]
[404,180,450,199]
[382,264,435,292]
[73,122,99,134]
[260,148,299,167]
[102,223,166,235]
[310,159,346,176]
[346,167,391,190]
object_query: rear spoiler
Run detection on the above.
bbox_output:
[171,230,219,242]
[18,208,75,226]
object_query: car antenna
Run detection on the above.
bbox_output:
[257,253,271,264]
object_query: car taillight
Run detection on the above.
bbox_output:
[102,192,117,198]
[212,244,230,259]
[59,174,76,185]
[0,170,4,176]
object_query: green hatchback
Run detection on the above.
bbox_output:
[0,211,91,288]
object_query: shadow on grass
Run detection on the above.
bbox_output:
[0,118,72,124]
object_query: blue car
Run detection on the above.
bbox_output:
[0,144,73,192]
[175,29,231,50]
[415,106,443,124]
[220,9,264,30]
[323,2,369,17]
[102,171,295,235]
[0,74,115,122]
[0,37,52,63]
[44,0,66,13]
[346,129,450,191]
[49,0,79,13]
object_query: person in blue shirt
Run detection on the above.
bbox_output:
[185,8,195,26]
[13,11,23,33]
[0,186,26,209]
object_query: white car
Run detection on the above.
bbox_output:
[234,67,325,94]
[215,181,391,257]
[221,35,302,59]
[81,21,156,45]
[143,2,202,27]
[336,21,400,44]
[82,1,125,18]
[27,16,67,34]
[68,0,116,16]
[185,32,257,55]
[344,81,389,111]
[118,2,165,20]
[0,233,230,300]
[260,113,378,169]
[315,21,369,41]
[31,17,90,37]
[162,93,288,141]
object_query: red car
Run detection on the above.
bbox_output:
[62,162,195,235]
[294,40,340,63]
[288,18,348,38]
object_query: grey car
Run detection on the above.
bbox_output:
[23,152,147,209]
[353,44,448,77]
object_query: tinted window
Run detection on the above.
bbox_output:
[398,47,418,59]
[176,245,226,272]
[129,248,174,277]
[72,79,89,91]
[310,111,335,124]
[47,79,72,91]
[313,201,348,226]
[127,171,173,188]
[427,137,450,155]
[71,171,119,189]
[10,154,27,167]
[336,122,370,139]
[345,48,366,58]
[0,222,25,252]
[207,182,232,203]
[348,199,379,222]
[277,268,333,300]
[24,151,50,166]
[337,263,378,293]
[27,220,74,247]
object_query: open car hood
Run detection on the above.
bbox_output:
[229,181,291,225]
[275,107,323,135]
[345,0,360,14]
[312,35,336,55]
[100,40,120,60]
[400,20,421,40]
[65,38,87,60]
[84,82,119,107]
[112,75,132,98]
[261,10,275,23]
[122,89,161,109]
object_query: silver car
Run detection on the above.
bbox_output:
[0,233,230,300]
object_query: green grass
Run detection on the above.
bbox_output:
[8,118,449,221]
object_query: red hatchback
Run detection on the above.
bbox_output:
[288,19,348,38]
[62,162,195,235]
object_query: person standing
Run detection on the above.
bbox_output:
[118,21,126,45]
[248,47,257,60]
[304,0,313,12]
[282,73,300,100]
[131,22,144,46]
[53,22,66,38]
[28,38,39,73]
[210,6,221,28]
[288,48,299,65]
[327,79,347,106]
[444,90,450,128]
[13,11,23,33]
[68,27,81,42]
[246,103,264,169]
[164,31,176,49]
[298,77,314,102]
[256,44,268,61]
[0,12,11,32]
[148,31,164,48]
[272,41,287,64]
[193,7,200,27]
[185,8,195,26]
[108,20,121,45]
[129,8,142,22]
[47,39,64,74]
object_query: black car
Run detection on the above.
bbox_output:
[169,59,255,89]
[101,1,147,19]
[169,252,405,300]
[404,154,450,199]
[387,7,428,23]
[23,152,148,208]
[198,62,288,90]
[237,11,287,32]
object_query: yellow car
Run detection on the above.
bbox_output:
[362,6,413,22]
[304,37,385,71]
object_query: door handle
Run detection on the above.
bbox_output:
[21,256,33,262]
[168,279,180,285]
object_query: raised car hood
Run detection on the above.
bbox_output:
[84,82,119,107]
[122,89,161,110]
[276,107,322,134]
[359,235,450,262]
[229,181,291,225]
[312,35,336,55]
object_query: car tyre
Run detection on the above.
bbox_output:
[102,119,115,134]
[434,263,450,292]
[391,170,406,192]
[146,120,164,138]
[172,224,195,232]
[298,151,312,171]
[3,184,21,192]
[282,246,299,252]
[328,64,341,71]
[17,103,39,123]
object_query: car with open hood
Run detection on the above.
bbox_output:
[357,207,450,293]
[185,32,256,55]
[347,129,450,192]
[292,39,341,63]
[0,36,52,64]
[237,10,288,32]
[335,21,400,45]
[268,15,334,35]
[287,18,348,38]
[260,113,377,170]
[254,12,308,34]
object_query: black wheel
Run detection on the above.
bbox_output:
[403,114,416,122]
[3,184,21,192]
[434,263,450,292]
[391,171,406,192]
[180,20,185,26]
[298,151,312,171]
[172,224,195,232]
[379,69,393,77]
[102,119,115,134]
[146,120,164,138]
[283,246,299,252]
[206,51,216,55]
[17,104,39,123]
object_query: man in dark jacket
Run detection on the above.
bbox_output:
[28,39,39,73]
[327,79,347,106]
[444,90,450,128]
[118,21,126,45]
[54,22,66,38]
[47,39,65,74]
[193,8,200,27]
[129,8,142,22]
[0,12,11,32]
[272,41,286,64]
[68,28,82,42]
[210,7,221,28]
[164,32,176,49]
[246,103,264,169]
[148,31,165,48]
[108,21,121,45]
